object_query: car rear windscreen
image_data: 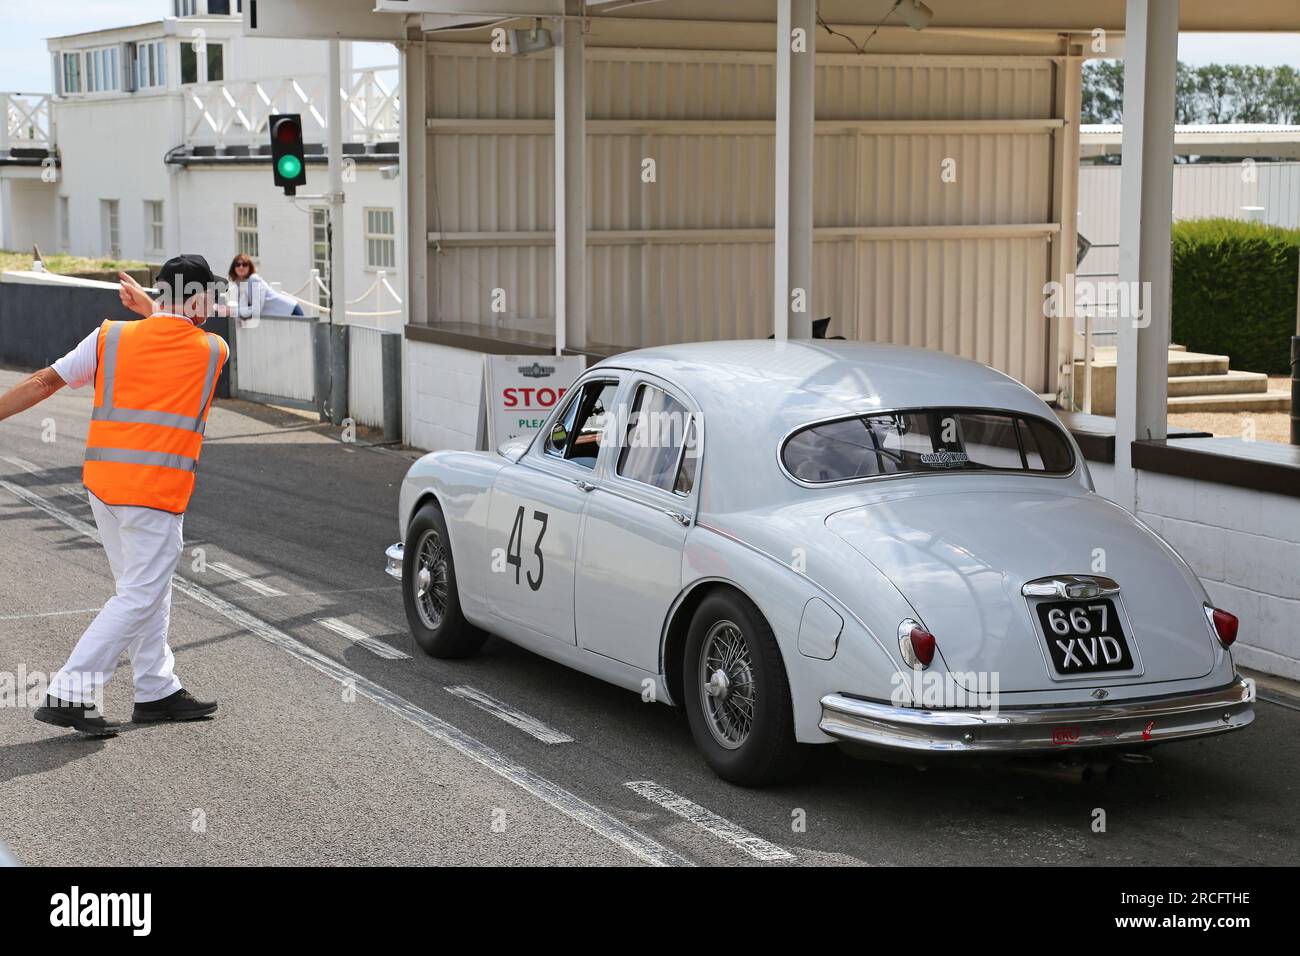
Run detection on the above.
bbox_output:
[782,409,1075,483]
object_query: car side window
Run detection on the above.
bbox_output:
[617,383,696,495]
[544,379,617,470]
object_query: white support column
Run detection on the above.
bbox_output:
[1051,38,1084,406]
[328,38,347,325]
[773,0,815,341]
[1114,0,1179,512]
[401,37,428,330]
[554,5,586,356]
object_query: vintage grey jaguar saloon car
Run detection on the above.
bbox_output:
[386,340,1253,785]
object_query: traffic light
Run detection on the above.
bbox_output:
[270,113,306,196]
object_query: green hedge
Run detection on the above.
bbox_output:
[1171,218,1299,375]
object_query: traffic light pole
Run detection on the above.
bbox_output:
[326,39,347,427]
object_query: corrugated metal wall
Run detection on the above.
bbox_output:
[422,44,1061,392]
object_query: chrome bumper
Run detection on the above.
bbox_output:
[384,542,404,581]
[819,677,1255,754]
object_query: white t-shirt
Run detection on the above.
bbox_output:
[51,314,197,389]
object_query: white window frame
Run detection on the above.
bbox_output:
[101,199,121,259]
[84,46,121,94]
[135,40,167,90]
[234,203,259,259]
[310,206,331,307]
[61,53,82,94]
[181,39,224,85]
[144,200,165,256]
[363,207,397,272]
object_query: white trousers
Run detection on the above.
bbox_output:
[48,494,185,705]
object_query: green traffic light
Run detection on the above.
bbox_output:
[277,154,302,179]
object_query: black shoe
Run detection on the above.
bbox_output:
[132,689,218,723]
[34,695,120,737]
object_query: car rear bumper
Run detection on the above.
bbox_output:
[384,542,403,581]
[819,677,1254,754]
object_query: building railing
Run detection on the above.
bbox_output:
[1,93,54,154]
[183,66,399,149]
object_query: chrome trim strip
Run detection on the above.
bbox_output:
[819,678,1254,753]
[1021,574,1121,599]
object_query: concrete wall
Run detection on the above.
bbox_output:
[404,340,483,452]
[1135,471,1300,682]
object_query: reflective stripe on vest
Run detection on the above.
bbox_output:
[85,447,197,473]
[90,323,222,436]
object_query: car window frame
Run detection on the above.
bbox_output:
[531,373,623,476]
[606,373,702,504]
[778,406,1078,488]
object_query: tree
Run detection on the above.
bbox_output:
[1081,60,1125,124]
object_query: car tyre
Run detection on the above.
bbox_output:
[402,500,486,659]
[683,590,804,786]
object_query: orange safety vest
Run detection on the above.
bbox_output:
[84,315,228,514]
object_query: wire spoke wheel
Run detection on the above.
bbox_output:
[699,619,756,750]
[413,528,450,630]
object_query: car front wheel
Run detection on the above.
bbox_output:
[402,501,486,659]
[683,590,804,786]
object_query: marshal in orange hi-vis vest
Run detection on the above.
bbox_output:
[84,315,228,514]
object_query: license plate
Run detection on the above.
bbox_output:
[1035,599,1133,675]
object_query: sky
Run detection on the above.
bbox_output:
[0,1,1296,92]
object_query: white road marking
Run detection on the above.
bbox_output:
[625,780,795,863]
[446,685,574,745]
[0,608,101,621]
[2,458,88,503]
[315,617,411,660]
[209,561,286,596]
[0,476,691,868]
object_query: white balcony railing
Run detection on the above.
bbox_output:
[2,93,54,153]
[183,66,399,149]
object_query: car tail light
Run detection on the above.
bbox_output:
[1206,606,1238,647]
[898,620,936,669]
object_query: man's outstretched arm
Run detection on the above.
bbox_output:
[0,368,66,424]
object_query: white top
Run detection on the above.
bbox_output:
[51,313,195,390]
[231,274,300,318]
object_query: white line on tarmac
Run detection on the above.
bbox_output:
[0,476,691,868]
[208,561,286,597]
[0,608,101,621]
[315,617,412,660]
[445,684,574,745]
[624,780,795,863]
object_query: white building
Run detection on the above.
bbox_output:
[0,0,401,324]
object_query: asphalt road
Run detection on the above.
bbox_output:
[2,366,1298,867]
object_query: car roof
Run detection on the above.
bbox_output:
[591,340,1065,512]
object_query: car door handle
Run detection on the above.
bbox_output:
[573,479,597,493]
[665,510,692,527]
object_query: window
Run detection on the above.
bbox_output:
[781,409,1075,485]
[59,197,70,252]
[135,40,166,89]
[209,1,232,15]
[310,207,331,307]
[173,0,198,16]
[182,40,223,84]
[61,53,82,94]
[544,380,618,470]
[364,207,396,271]
[144,201,165,255]
[617,384,698,496]
[100,200,120,258]
[234,204,259,258]
[84,47,120,94]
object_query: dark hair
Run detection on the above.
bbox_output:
[228,254,257,281]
